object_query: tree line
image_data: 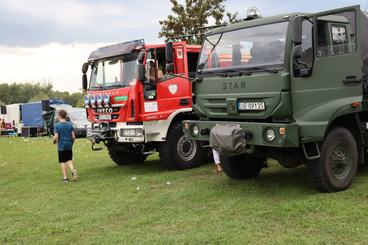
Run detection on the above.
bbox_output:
[0,82,84,107]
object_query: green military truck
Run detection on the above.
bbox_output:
[183,6,368,192]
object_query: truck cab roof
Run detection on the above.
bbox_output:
[88,39,201,62]
[207,13,300,35]
[88,39,145,62]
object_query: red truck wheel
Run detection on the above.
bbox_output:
[160,121,207,170]
[107,143,147,166]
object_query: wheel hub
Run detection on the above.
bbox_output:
[329,143,351,180]
[177,136,197,161]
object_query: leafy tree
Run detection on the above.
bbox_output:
[225,11,242,24]
[60,92,85,107]
[0,83,11,104]
[159,0,226,44]
[74,95,86,108]
[159,0,243,44]
[29,92,49,102]
[0,82,84,107]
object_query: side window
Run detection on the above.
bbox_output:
[145,49,156,83]
[317,11,356,57]
[155,48,166,81]
[300,20,314,67]
[145,49,165,82]
[187,52,199,77]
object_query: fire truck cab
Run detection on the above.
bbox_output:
[82,39,206,169]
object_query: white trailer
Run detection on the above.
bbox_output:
[5,104,22,132]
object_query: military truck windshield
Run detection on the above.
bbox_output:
[198,22,288,74]
[90,52,139,90]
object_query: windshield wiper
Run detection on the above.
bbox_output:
[90,86,104,90]
[105,84,125,88]
[198,67,281,78]
[245,67,280,74]
[197,33,224,74]
[198,70,231,77]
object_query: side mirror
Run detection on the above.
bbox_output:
[82,62,89,73]
[293,45,303,60]
[292,16,303,45]
[82,74,88,90]
[165,42,173,64]
[138,63,146,82]
[293,45,312,77]
[165,42,174,74]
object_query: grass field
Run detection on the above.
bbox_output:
[1,137,368,244]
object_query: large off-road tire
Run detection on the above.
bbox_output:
[159,121,207,170]
[107,143,147,166]
[308,127,358,192]
[220,154,264,179]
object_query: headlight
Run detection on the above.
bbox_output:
[264,128,276,142]
[96,95,103,106]
[122,129,144,137]
[123,129,136,137]
[103,94,110,105]
[136,129,144,137]
[84,95,90,107]
[192,125,200,136]
[90,95,96,106]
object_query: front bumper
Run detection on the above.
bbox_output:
[74,128,87,137]
[183,120,299,148]
[87,122,145,143]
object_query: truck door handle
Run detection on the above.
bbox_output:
[343,76,360,85]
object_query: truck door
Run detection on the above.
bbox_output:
[291,6,363,140]
[141,44,192,121]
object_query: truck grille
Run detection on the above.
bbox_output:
[204,98,227,114]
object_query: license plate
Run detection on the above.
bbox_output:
[99,114,111,120]
[238,102,265,111]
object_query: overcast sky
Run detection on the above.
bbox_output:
[0,0,367,92]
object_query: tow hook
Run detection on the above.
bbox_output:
[244,130,253,140]
[91,140,103,151]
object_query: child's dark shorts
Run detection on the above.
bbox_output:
[58,150,73,163]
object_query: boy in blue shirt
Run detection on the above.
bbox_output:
[53,109,78,183]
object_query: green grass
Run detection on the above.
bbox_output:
[1,137,368,244]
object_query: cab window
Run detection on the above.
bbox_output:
[187,52,199,78]
[300,20,314,67]
[316,11,356,57]
[145,48,165,83]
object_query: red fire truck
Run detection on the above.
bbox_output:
[82,39,206,169]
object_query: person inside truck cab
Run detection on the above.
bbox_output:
[146,60,164,82]
[266,40,285,63]
[248,43,267,65]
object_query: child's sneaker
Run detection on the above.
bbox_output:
[71,169,78,181]
[63,178,69,183]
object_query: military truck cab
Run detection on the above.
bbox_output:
[184,6,368,192]
[83,40,207,169]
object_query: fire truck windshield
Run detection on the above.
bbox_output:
[89,52,139,90]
